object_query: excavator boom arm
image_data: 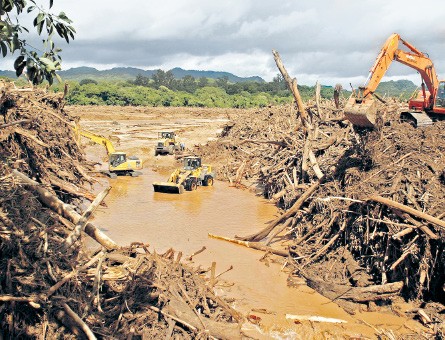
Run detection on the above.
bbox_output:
[345,33,441,127]
[362,33,439,100]
[78,130,116,154]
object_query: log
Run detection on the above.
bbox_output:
[264,217,293,246]
[0,119,31,129]
[63,186,111,249]
[12,170,119,250]
[305,276,403,303]
[187,246,206,261]
[208,233,288,257]
[272,50,309,126]
[0,295,40,308]
[315,81,323,119]
[62,302,97,340]
[239,179,322,242]
[369,195,445,230]
[286,314,347,324]
[48,175,97,201]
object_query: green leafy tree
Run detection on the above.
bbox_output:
[151,69,175,89]
[180,75,197,93]
[197,76,208,88]
[133,73,150,86]
[79,78,97,85]
[215,76,229,91]
[0,0,75,85]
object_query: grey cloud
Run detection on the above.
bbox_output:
[3,0,444,86]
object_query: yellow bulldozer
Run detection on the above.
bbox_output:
[153,156,214,194]
[75,128,142,178]
[154,131,184,156]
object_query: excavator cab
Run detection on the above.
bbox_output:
[435,81,445,108]
[109,152,126,167]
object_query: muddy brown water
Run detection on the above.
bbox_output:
[75,107,424,338]
[88,167,422,338]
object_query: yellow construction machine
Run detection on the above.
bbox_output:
[154,131,184,156]
[153,156,214,194]
[76,128,142,178]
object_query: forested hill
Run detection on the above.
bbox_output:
[0,67,264,83]
[374,79,418,98]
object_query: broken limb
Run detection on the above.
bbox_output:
[209,233,288,257]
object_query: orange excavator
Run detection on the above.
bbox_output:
[345,33,445,127]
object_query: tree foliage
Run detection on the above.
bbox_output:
[79,78,97,85]
[52,77,340,109]
[0,0,75,85]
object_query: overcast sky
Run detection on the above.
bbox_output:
[1,0,444,87]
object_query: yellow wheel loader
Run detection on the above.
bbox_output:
[154,131,184,156]
[153,156,214,194]
[75,128,142,178]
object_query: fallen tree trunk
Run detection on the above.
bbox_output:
[12,170,119,250]
[238,179,322,242]
[208,233,288,257]
[305,276,403,303]
[368,195,445,230]
[63,186,110,249]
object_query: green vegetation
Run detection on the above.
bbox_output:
[8,65,416,109]
[1,1,74,85]
[374,79,418,100]
[48,72,342,108]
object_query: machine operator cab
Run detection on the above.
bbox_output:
[159,132,175,139]
[110,152,127,167]
[435,81,445,108]
[184,156,201,170]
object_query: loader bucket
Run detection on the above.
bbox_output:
[344,96,377,128]
[153,182,184,194]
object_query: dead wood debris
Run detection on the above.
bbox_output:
[0,81,242,339]
[195,73,445,332]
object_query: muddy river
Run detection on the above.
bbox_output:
[90,169,420,338]
[72,106,424,338]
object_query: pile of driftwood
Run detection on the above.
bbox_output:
[196,53,445,325]
[0,82,243,339]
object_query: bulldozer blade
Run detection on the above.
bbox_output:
[153,182,184,194]
[344,96,377,128]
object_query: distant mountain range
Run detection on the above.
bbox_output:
[0,66,265,83]
[0,66,419,98]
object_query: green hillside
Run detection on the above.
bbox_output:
[375,79,418,99]
[0,67,263,83]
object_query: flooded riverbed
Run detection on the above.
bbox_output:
[74,107,425,338]
[90,168,417,338]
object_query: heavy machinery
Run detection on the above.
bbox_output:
[345,33,445,127]
[153,156,214,194]
[76,129,142,178]
[154,131,184,156]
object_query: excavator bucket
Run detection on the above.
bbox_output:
[344,96,377,128]
[152,182,184,194]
